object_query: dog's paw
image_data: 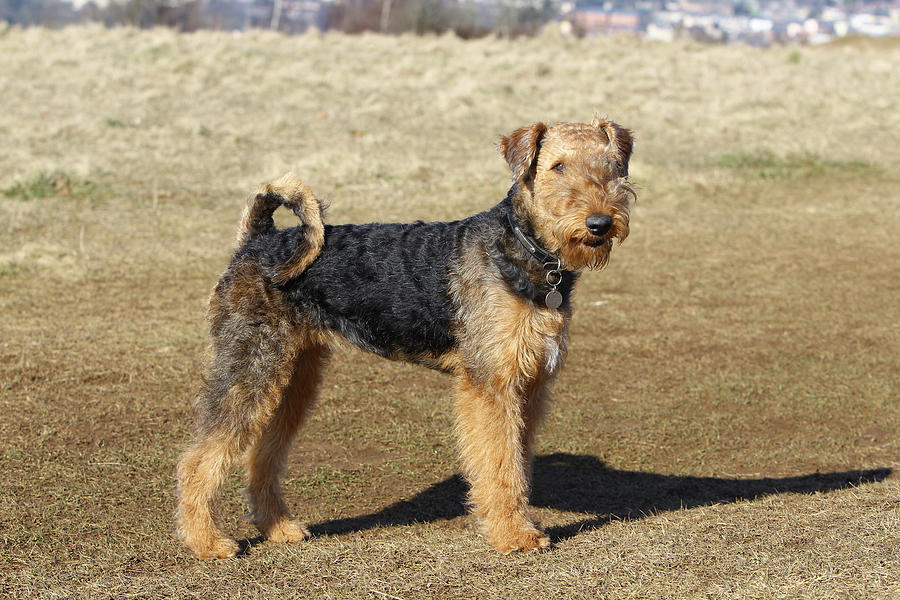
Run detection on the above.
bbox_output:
[188,536,240,560]
[490,526,551,554]
[263,518,310,543]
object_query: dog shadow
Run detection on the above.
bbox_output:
[303,453,890,543]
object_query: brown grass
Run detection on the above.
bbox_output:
[1,25,898,599]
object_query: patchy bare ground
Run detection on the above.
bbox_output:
[0,26,898,599]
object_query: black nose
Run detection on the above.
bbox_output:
[585,214,612,237]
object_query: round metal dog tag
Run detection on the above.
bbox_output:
[545,290,563,309]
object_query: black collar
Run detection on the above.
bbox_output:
[499,204,576,310]
[505,207,563,270]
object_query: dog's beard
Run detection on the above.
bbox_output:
[525,177,634,271]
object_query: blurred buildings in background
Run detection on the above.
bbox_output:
[2,0,899,45]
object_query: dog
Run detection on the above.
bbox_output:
[176,115,635,558]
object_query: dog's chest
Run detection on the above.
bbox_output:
[520,307,568,375]
[541,319,568,374]
[543,332,565,373]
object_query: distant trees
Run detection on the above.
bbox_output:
[98,0,207,31]
[329,0,488,37]
[0,0,206,30]
[1,0,78,27]
[0,0,561,38]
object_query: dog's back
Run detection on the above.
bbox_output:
[285,220,460,360]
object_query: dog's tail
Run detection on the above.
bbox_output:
[237,173,326,283]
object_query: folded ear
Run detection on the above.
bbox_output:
[498,122,547,182]
[591,115,633,177]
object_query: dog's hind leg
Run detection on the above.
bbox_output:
[176,425,247,559]
[243,343,329,544]
[176,284,302,559]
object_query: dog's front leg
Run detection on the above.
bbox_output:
[454,374,550,553]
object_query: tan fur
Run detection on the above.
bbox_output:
[237,174,326,283]
[244,344,329,542]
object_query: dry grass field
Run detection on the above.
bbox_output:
[1,24,898,599]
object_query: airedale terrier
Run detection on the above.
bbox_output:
[176,116,635,558]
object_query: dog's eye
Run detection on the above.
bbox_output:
[551,162,565,173]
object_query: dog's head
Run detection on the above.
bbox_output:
[499,116,635,271]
